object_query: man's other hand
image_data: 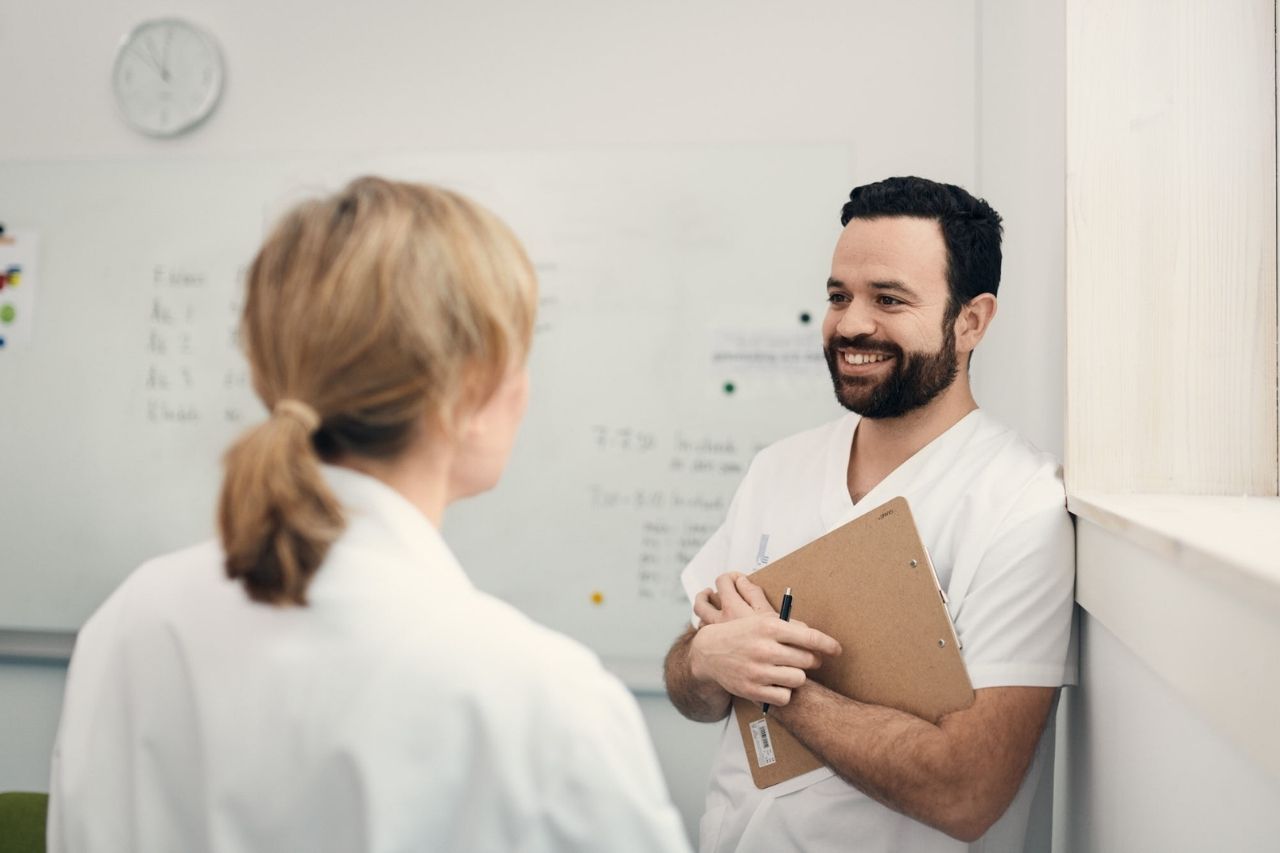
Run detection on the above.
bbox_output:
[689,573,841,707]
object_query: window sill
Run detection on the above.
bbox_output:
[1068,491,1280,778]
[1068,491,1280,610]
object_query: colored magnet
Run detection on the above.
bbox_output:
[799,311,811,324]
[723,381,736,395]
[0,304,15,324]
[590,591,605,606]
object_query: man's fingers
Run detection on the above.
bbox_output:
[764,664,807,690]
[734,682,792,708]
[688,603,834,704]
[733,574,777,614]
[779,620,842,657]
[770,644,824,671]
[693,589,722,625]
[755,685,793,708]
[714,572,751,616]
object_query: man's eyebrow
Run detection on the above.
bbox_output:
[870,280,919,299]
[827,277,921,300]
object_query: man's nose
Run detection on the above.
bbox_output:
[835,299,877,339]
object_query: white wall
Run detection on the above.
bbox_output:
[0,0,976,167]
[1060,514,1280,852]
[1061,610,1280,851]
[975,0,1067,459]
[0,0,1068,841]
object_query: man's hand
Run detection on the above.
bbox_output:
[688,573,841,708]
[690,571,763,625]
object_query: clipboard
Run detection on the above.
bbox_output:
[733,496,974,788]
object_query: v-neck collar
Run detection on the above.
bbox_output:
[819,409,986,532]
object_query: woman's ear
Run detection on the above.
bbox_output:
[443,362,531,502]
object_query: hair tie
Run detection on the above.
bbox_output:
[274,399,321,433]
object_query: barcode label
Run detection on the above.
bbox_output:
[749,718,776,767]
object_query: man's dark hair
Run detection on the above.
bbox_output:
[840,176,1003,317]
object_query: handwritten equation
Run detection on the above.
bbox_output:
[588,424,763,603]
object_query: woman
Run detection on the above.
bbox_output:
[48,177,690,852]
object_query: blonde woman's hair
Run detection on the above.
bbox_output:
[218,177,537,605]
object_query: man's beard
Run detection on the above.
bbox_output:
[823,322,959,419]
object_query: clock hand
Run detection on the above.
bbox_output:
[161,25,173,79]
[142,33,170,82]
[127,45,166,79]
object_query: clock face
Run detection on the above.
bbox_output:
[112,18,224,137]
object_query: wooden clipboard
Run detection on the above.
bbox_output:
[733,496,974,788]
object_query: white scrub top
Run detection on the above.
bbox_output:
[681,410,1076,853]
[50,465,691,853]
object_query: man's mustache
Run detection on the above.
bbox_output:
[825,335,902,357]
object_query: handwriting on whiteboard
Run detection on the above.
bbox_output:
[588,425,764,603]
[141,263,258,428]
[710,327,824,375]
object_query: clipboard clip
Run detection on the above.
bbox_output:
[917,552,963,650]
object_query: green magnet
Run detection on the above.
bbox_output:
[0,304,14,324]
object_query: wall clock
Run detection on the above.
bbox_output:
[112,18,224,137]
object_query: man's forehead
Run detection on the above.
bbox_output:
[830,216,948,287]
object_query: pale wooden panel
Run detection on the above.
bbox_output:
[1066,0,1277,494]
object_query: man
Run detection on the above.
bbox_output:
[664,176,1075,852]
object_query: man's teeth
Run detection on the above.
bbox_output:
[844,352,890,366]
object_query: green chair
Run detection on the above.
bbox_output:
[0,792,47,853]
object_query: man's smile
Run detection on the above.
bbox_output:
[838,349,895,373]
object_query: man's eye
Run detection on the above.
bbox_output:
[876,295,903,306]
[827,292,849,305]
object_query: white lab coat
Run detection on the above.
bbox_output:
[681,410,1076,853]
[49,465,691,853]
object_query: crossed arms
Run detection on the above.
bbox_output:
[662,572,1055,843]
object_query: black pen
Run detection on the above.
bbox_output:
[762,587,794,715]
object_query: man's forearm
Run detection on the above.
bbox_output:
[663,627,732,723]
[772,682,1052,842]
[772,682,968,835]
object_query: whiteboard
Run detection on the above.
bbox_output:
[0,146,850,685]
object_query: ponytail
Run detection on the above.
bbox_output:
[218,399,344,606]
[219,176,537,607]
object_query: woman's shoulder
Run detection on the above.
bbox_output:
[84,540,229,628]
[435,591,609,680]
[394,587,631,707]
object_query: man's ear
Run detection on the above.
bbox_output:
[955,294,997,355]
